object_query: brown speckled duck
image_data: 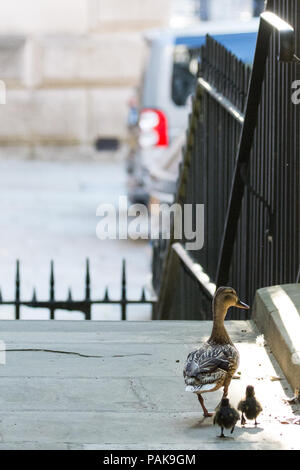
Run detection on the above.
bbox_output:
[183,287,250,417]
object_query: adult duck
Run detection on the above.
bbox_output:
[183,287,250,417]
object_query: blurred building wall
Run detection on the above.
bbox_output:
[171,0,254,24]
[209,0,253,21]
[0,0,171,159]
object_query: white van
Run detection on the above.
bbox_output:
[127,19,259,205]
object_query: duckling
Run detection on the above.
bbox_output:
[238,385,262,426]
[183,287,249,417]
[213,398,240,438]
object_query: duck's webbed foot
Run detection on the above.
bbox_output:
[218,427,226,438]
[197,394,213,418]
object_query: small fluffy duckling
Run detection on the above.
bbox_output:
[213,398,240,438]
[238,385,262,426]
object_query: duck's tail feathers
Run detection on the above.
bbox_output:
[185,383,216,393]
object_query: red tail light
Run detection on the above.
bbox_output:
[138,108,169,148]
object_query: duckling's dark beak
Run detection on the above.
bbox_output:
[236,299,250,309]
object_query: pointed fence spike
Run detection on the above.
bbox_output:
[67,288,73,302]
[50,260,54,281]
[86,258,90,281]
[32,288,37,303]
[16,259,20,281]
[0,289,3,303]
[122,259,126,288]
[121,259,127,301]
[15,260,20,319]
[50,260,55,300]
[49,260,55,320]
[121,259,127,321]
[85,258,91,300]
[103,287,109,302]
[140,287,146,302]
[15,260,20,295]
[15,260,20,297]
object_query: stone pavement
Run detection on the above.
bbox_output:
[0,320,298,450]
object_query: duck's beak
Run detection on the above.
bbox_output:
[236,299,250,309]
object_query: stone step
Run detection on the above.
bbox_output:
[0,320,298,449]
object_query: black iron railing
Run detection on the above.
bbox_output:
[0,259,156,321]
[153,0,300,321]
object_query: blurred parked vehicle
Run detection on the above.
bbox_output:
[126,19,259,206]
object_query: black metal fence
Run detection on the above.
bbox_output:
[153,0,300,321]
[0,259,155,321]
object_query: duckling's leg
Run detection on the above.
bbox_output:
[219,427,225,438]
[197,394,213,418]
[241,413,246,426]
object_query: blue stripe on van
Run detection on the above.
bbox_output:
[175,32,257,63]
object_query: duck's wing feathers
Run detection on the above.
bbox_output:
[184,345,232,375]
[184,344,237,391]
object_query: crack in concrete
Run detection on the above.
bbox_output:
[6,349,152,359]
[129,378,158,411]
